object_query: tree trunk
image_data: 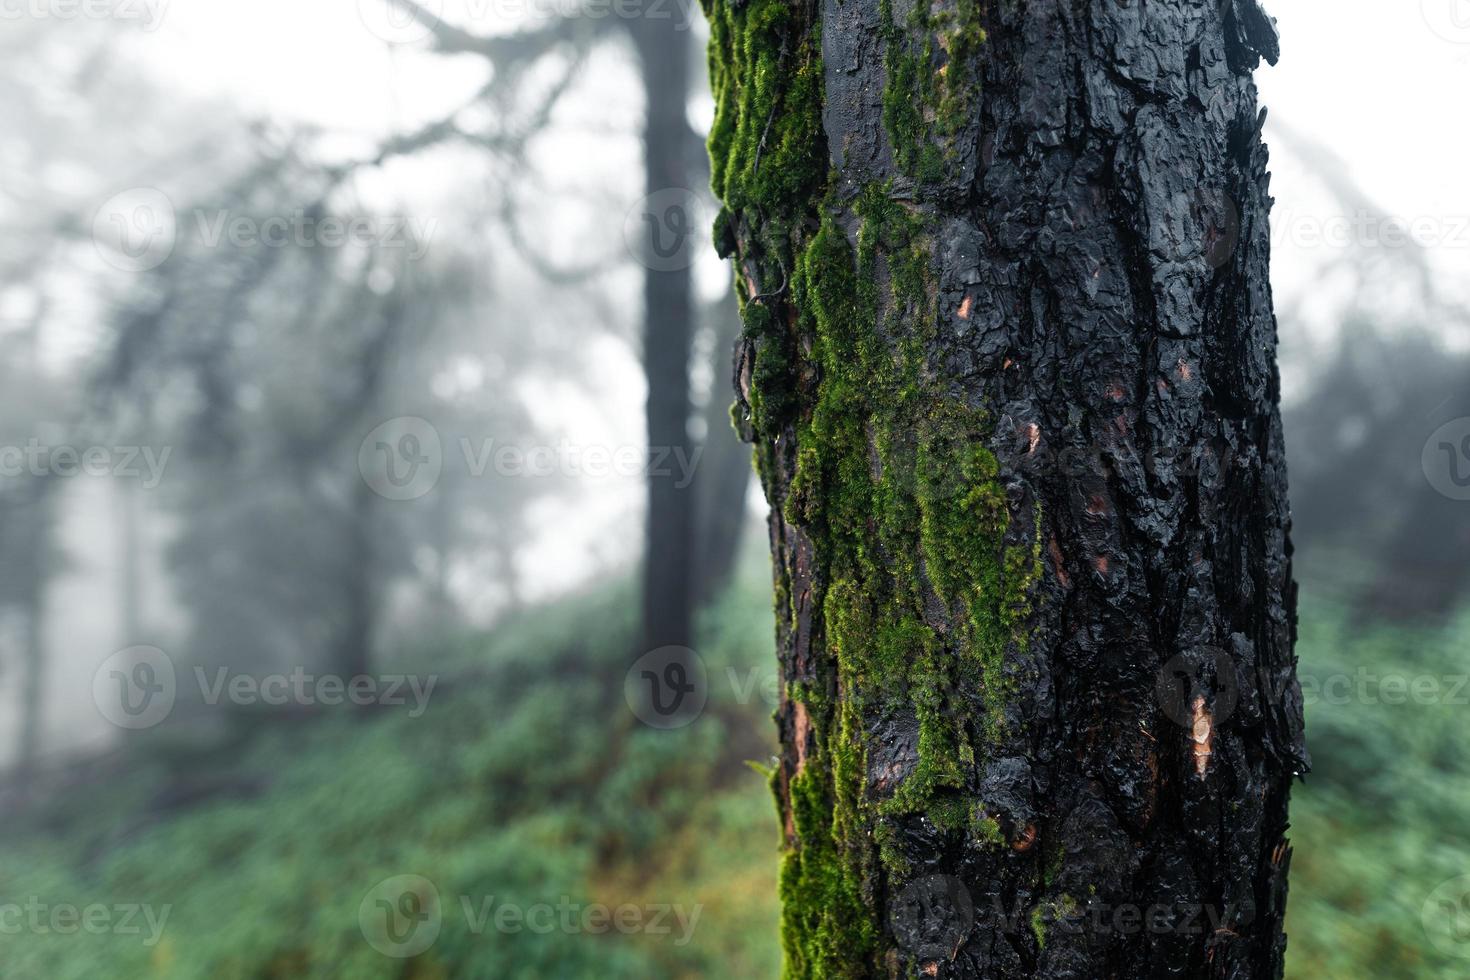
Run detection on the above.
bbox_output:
[118,476,144,644]
[633,20,697,653]
[14,481,53,780]
[704,0,1309,976]
[335,474,375,682]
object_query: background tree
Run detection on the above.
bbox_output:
[390,0,750,654]
[706,0,1309,975]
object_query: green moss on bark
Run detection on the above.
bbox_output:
[880,0,987,183]
[704,1,1031,972]
[789,186,1039,863]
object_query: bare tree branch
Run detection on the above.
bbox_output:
[385,0,591,63]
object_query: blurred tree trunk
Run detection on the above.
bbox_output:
[336,475,375,681]
[705,0,1309,976]
[12,481,54,780]
[333,269,405,682]
[632,18,696,653]
[118,469,143,643]
[693,290,751,606]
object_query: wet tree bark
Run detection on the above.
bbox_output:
[704,0,1309,977]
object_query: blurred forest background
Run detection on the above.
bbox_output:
[2,1,1470,977]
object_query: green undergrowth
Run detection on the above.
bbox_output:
[0,553,784,980]
[1282,581,1470,978]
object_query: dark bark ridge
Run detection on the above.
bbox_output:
[704,0,1308,977]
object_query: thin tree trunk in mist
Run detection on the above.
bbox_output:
[694,290,751,606]
[333,278,403,683]
[432,477,456,622]
[633,19,696,654]
[13,307,50,779]
[705,0,1309,976]
[15,484,52,779]
[118,477,143,643]
[336,475,376,682]
[17,597,45,778]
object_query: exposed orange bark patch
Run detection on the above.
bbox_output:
[1190,695,1212,777]
[1176,358,1194,381]
[1021,422,1040,454]
[872,761,904,793]
[1093,555,1109,575]
[1049,535,1070,588]
[793,700,812,774]
[957,294,973,320]
[1012,823,1038,852]
[921,962,939,977]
